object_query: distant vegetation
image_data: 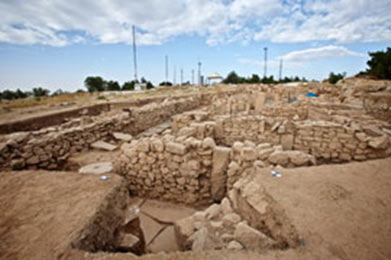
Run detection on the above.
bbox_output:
[223,71,308,84]
[0,87,50,101]
[328,72,346,84]
[358,47,391,80]
[84,76,154,93]
[159,81,173,86]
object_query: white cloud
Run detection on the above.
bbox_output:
[281,45,365,63]
[0,0,390,46]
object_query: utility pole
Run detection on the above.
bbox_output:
[263,47,268,78]
[192,69,195,85]
[132,25,138,82]
[198,61,202,85]
[180,68,183,85]
[279,59,283,81]
[165,55,168,86]
[173,66,176,85]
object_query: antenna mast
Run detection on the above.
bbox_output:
[180,68,183,85]
[263,47,268,78]
[165,55,168,86]
[198,61,202,85]
[192,69,195,85]
[132,25,138,82]
[279,59,283,81]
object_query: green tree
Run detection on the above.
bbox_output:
[122,81,136,91]
[84,76,105,92]
[366,47,391,79]
[1,90,17,100]
[328,72,346,84]
[106,80,121,91]
[32,87,50,97]
[248,74,261,83]
[159,81,173,86]
[223,71,245,84]
[15,89,28,99]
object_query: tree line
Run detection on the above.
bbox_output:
[222,72,309,84]
[0,87,51,101]
[84,76,154,92]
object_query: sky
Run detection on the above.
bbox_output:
[0,0,390,92]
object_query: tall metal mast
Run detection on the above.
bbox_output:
[180,68,183,85]
[279,59,283,81]
[198,61,202,85]
[263,47,268,78]
[165,55,168,85]
[132,25,138,82]
[192,69,195,85]
[173,66,176,85]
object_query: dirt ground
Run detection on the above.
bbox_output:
[1,158,389,259]
[0,170,125,260]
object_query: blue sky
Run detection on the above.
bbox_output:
[0,0,390,92]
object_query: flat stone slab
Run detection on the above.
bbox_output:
[79,162,113,175]
[113,132,133,142]
[91,141,117,151]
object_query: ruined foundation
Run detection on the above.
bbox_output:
[1,78,391,259]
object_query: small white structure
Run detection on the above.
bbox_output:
[207,73,223,85]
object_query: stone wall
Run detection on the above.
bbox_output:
[0,97,206,171]
[117,135,231,205]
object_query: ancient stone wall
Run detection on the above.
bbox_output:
[117,135,231,205]
[0,97,206,171]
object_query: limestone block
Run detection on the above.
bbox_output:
[188,227,222,251]
[113,132,133,142]
[223,213,241,226]
[175,216,195,250]
[26,156,40,165]
[79,162,113,175]
[151,138,164,152]
[234,222,275,250]
[91,141,117,151]
[268,151,289,167]
[241,147,257,161]
[211,146,232,201]
[258,148,274,160]
[202,137,216,149]
[221,197,233,215]
[227,240,244,250]
[166,142,187,155]
[205,204,221,220]
[281,134,294,151]
[368,135,388,149]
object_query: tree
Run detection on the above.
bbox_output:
[159,81,173,86]
[84,76,105,92]
[1,90,17,100]
[328,72,346,84]
[122,81,136,91]
[106,80,121,91]
[366,47,391,79]
[223,71,245,84]
[15,89,28,99]
[248,74,261,83]
[32,87,50,97]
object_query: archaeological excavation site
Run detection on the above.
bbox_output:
[1,78,391,260]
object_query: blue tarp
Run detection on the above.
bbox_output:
[306,92,318,98]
